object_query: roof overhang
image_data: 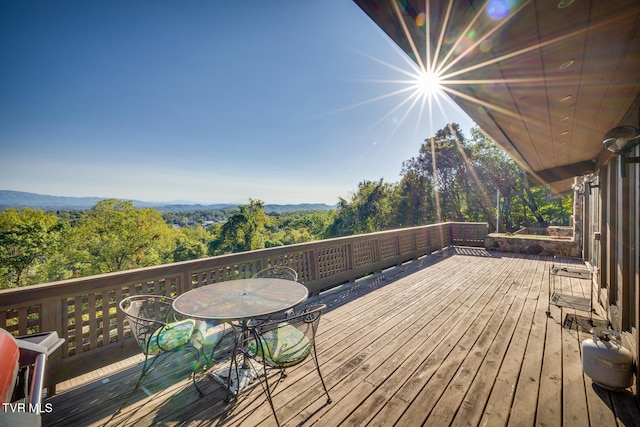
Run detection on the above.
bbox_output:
[354,0,640,193]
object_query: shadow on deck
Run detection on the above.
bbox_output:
[43,248,640,426]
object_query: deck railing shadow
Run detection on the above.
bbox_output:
[309,246,460,313]
[456,246,503,257]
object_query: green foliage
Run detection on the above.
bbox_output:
[172,225,211,262]
[326,123,573,237]
[265,210,334,247]
[209,199,270,254]
[0,208,64,288]
[325,179,396,237]
[62,199,178,276]
[0,201,334,286]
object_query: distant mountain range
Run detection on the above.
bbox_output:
[0,190,335,212]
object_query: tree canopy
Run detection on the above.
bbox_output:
[209,199,270,254]
[325,124,572,237]
[0,208,63,287]
[62,199,178,277]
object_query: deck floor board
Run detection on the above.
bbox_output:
[42,249,640,426]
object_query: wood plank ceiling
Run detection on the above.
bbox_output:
[354,0,640,193]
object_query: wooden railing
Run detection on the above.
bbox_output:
[0,222,487,391]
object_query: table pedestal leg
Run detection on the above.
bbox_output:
[209,321,278,397]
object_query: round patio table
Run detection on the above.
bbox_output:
[172,278,309,397]
[172,278,308,321]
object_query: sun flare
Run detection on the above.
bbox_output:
[416,69,442,97]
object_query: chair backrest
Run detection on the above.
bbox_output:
[119,295,176,350]
[252,304,325,368]
[253,266,298,282]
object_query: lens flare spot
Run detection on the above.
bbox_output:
[479,39,493,53]
[454,37,473,55]
[444,34,457,46]
[415,13,426,27]
[487,0,511,20]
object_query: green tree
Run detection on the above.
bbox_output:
[65,199,178,276]
[326,179,394,237]
[281,211,333,240]
[395,123,469,225]
[467,126,522,231]
[173,225,209,262]
[0,208,63,288]
[398,142,438,226]
[426,123,470,221]
[467,127,572,230]
[209,199,269,254]
[330,123,573,236]
[265,210,333,246]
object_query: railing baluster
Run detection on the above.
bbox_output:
[87,293,97,349]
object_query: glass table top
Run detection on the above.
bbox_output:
[172,278,308,321]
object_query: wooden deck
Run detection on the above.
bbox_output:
[42,248,640,426]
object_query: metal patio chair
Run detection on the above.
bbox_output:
[248,304,331,426]
[252,266,299,323]
[252,265,298,282]
[108,295,213,423]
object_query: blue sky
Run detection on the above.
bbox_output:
[0,0,474,205]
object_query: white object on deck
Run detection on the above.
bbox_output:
[581,332,633,391]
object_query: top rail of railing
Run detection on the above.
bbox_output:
[0,222,487,391]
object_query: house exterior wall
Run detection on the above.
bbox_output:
[587,143,639,398]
